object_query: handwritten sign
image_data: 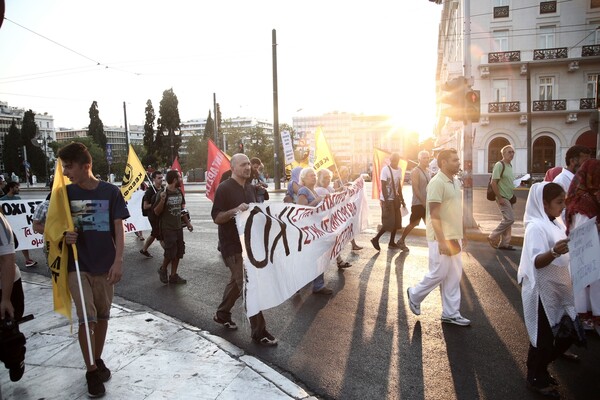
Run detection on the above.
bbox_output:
[280,130,295,165]
[569,216,600,293]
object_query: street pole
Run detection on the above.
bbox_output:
[123,101,129,149]
[22,145,30,188]
[272,29,281,189]
[170,127,174,164]
[213,93,218,149]
[462,0,476,228]
[44,135,49,183]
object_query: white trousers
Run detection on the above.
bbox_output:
[410,240,463,318]
[574,281,600,316]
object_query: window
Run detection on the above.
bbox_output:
[532,136,556,173]
[488,137,510,173]
[538,26,556,49]
[539,77,554,100]
[493,30,509,52]
[492,79,509,102]
[586,74,598,99]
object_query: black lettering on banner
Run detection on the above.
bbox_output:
[1,202,26,216]
[27,201,42,214]
[245,206,292,268]
[285,206,305,251]
[26,214,34,225]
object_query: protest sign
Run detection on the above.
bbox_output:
[237,179,368,317]
[569,216,600,293]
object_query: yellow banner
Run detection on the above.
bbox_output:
[120,145,146,201]
[45,159,75,320]
[313,127,336,171]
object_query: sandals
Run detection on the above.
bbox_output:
[498,245,516,251]
[352,245,363,251]
[337,261,352,269]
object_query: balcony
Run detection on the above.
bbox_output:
[493,6,509,18]
[488,102,520,113]
[582,45,600,57]
[580,98,597,110]
[533,47,568,60]
[533,100,566,111]
[488,50,520,63]
[540,1,557,14]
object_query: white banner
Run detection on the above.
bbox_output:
[280,130,295,165]
[237,179,368,317]
[1,190,149,251]
[1,199,45,250]
[569,216,600,293]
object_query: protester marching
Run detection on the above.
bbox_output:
[2,128,599,400]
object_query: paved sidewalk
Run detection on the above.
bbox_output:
[0,272,313,400]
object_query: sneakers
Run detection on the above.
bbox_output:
[169,274,187,284]
[94,359,111,382]
[213,314,238,330]
[406,288,421,316]
[253,331,278,346]
[397,240,409,251]
[157,268,168,284]
[139,249,152,258]
[313,287,333,295]
[85,369,106,398]
[25,260,37,267]
[370,237,381,251]
[441,315,471,326]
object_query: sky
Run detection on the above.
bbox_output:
[0,0,442,139]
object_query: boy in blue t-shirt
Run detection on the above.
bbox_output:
[59,142,129,398]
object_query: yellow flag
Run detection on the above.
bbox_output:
[45,159,75,320]
[313,127,336,171]
[372,148,408,199]
[120,144,146,201]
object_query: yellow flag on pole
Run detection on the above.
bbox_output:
[45,159,75,320]
[120,144,146,201]
[313,127,336,171]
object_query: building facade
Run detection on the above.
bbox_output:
[436,0,600,185]
[293,112,407,176]
[0,101,56,172]
[56,125,144,162]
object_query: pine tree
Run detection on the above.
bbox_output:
[88,101,107,151]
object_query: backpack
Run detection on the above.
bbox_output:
[487,161,506,201]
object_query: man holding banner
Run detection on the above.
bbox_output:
[56,142,130,397]
[211,154,277,346]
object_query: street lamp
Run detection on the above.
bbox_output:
[166,126,181,163]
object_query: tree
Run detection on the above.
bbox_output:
[21,110,46,179]
[143,100,156,153]
[55,137,108,179]
[204,110,214,141]
[88,101,107,152]
[158,88,181,165]
[183,133,207,173]
[2,120,22,177]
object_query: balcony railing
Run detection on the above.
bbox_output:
[540,1,557,14]
[580,98,597,109]
[488,50,521,63]
[582,45,600,57]
[533,100,566,111]
[488,102,520,113]
[533,47,568,60]
[493,6,509,18]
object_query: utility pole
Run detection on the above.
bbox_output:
[462,0,476,228]
[213,93,218,149]
[272,29,281,189]
[123,101,129,149]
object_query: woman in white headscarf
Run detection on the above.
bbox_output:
[518,182,585,398]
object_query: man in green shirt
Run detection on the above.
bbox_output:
[488,145,515,250]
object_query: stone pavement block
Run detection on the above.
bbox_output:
[240,355,310,399]
[0,364,87,400]
[217,366,298,400]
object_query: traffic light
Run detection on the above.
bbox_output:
[17,147,22,160]
[440,76,467,121]
[465,90,481,123]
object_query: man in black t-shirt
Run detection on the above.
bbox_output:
[139,171,163,258]
[211,154,277,346]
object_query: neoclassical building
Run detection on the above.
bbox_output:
[435,0,599,185]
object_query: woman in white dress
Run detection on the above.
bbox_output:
[564,159,600,335]
[518,182,585,398]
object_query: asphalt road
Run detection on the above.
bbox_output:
[20,188,600,400]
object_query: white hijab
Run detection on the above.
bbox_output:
[518,182,569,286]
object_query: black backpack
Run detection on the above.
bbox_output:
[486,161,506,201]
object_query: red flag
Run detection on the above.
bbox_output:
[206,139,231,201]
[171,156,185,196]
